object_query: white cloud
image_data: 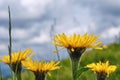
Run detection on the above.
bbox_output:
[29,29,50,44]
[0,10,8,19]
[12,29,30,39]
[67,26,88,34]
[0,0,3,4]
[0,44,7,51]
[88,22,97,32]
[21,0,52,7]
[20,0,53,18]
[101,26,120,39]
[0,27,8,39]
[30,34,50,44]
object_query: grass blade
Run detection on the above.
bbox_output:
[75,67,89,79]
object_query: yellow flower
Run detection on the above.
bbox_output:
[86,61,117,76]
[22,60,60,74]
[102,45,108,49]
[53,33,102,51]
[0,48,33,64]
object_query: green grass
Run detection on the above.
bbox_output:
[8,43,120,80]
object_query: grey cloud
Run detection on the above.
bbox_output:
[72,0,120,34]
[0,0,120,61]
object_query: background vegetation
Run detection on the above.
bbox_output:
[7,42,119,80]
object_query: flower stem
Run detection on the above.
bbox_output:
[11,63,22,80]
[35,73,46,80]
[16,72,22,80]
[71,59,79,80]
[67,48,86,80]
[97,73,106,80]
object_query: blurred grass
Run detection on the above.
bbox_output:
[7,43,120,80]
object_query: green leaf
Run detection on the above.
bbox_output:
[75,67,89,79]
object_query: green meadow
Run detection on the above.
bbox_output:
[18,43,120,80]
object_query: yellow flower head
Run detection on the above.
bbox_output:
[22,60,60,74]
[0,48,33,64]
[86,61,117,76]
[102,45,108,49]
[53,33,102,51]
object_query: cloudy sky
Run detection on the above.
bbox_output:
[0,0,120,60]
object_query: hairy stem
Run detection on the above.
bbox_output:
[71,59,80,80]
[97,73,107,80]
[35,72,46,80]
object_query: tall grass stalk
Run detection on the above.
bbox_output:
[8,6,12,69]
[55,46,60,61]
[50,19,60,80]
[55,46,60,80]
[8,6,14,80]
[8,6,22,80]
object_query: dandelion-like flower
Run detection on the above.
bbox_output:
[0,48,33,76]
[86,61,117,80]
[22,59,60,80]
[0,48,33,64]
[53,33,102,80]
[53,33,102,50]
[53,33,102,59]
